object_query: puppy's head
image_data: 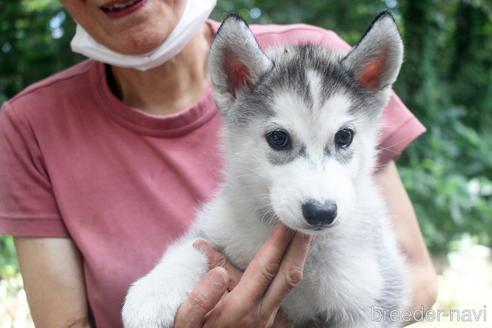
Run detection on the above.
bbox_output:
[210,13,403,234]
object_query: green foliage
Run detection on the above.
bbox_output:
[0,0,491,270]
[399,106,492,253]
[0,0,82,103]
[0,236,18,278]
[396,0,492,253]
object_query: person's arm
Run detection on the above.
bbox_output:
[375,160,438,322]
[14,237,92,328]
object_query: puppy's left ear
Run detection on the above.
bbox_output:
[342,11,403,91]
[209,15,273,111]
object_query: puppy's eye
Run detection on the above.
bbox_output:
[335,128,354,149]
[266,130,291,151]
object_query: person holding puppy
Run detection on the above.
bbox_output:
[0,0,437,327]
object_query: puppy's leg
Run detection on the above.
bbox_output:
[122,237,209,328]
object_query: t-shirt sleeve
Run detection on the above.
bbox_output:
[318,30,426,167]
[0,101,68,237]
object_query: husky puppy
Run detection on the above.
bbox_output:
[123,12,409,328]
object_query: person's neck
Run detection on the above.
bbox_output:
[108,23,213,116]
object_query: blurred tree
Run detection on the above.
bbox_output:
[398,0,440,115]
[449,0,492,130]
[395,0,492,253]
[0,1,82,103]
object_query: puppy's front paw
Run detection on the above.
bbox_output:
[122,239,209,328]
[122,279,181,328]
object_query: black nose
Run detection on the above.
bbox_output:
[302,200,337,226]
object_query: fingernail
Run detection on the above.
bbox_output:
[193,240,208,252]
[208,268,227,288]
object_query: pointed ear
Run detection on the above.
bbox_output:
[209,15,273,111]
[342,11,403,91]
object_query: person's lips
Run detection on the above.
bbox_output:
[100,0,147,17]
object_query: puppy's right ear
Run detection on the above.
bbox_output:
[209,15,272,111]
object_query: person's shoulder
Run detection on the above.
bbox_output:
[1,60,100,133]
[208,19,351,51]
[251,23,351,52]
[251,22,328,39]
[4,60,97,112]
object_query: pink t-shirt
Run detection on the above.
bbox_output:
[0,22,425,327]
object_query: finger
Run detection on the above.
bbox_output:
[174,267,228,328]
[261,232,312,315]
[231,223,294,301]
[193,240,243,290]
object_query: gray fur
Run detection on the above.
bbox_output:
[325,134,355,165]
[324,145,332,157]
[267,143,307,166]
[335,147,355,165]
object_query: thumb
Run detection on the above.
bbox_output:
[174,267,229,328]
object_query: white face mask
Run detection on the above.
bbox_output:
[71,0,216,71]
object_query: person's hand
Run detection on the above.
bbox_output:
[173,223,312,328]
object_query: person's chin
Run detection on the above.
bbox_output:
[108,30,169,55]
